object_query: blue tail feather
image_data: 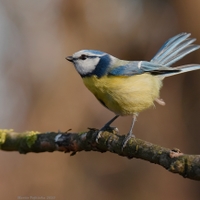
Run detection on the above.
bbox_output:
[159,64,200,78]
[158,38,196,65]
[150,33,200,67]
[163,44,200,66]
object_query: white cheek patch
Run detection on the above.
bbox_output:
[75,57,100,75]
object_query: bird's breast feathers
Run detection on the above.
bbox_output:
[83,74,162,115]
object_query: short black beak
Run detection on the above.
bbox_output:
[65,56,74,62]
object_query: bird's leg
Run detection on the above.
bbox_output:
[96,115,119,142]
[100,115,119,130]
[122,113,138,149]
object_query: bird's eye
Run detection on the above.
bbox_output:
[80,54,87,60]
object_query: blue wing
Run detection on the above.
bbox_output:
[109,32,200,76]
[108,61,180,76]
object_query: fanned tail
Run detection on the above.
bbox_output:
[151,33,200,67]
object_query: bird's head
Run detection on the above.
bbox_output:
[66,50,116,77]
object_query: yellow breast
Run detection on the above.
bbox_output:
[83,74,162,115]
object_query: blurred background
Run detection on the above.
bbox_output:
[0,0,200,199]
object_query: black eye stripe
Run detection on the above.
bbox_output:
[74,55,98,61]
[80,54,87,60]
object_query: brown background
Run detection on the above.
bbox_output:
[0,0,200,199]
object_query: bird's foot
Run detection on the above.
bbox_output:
[122,132,136,150]
[96,126,119,143]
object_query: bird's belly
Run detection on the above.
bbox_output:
[83,74,162,115]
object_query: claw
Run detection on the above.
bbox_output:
[96,115,119,143]
[122,133,136,150]
[96,126,119,143]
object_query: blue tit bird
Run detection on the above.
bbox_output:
[66,33,200,148]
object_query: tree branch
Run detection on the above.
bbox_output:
[0,128,200,181]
